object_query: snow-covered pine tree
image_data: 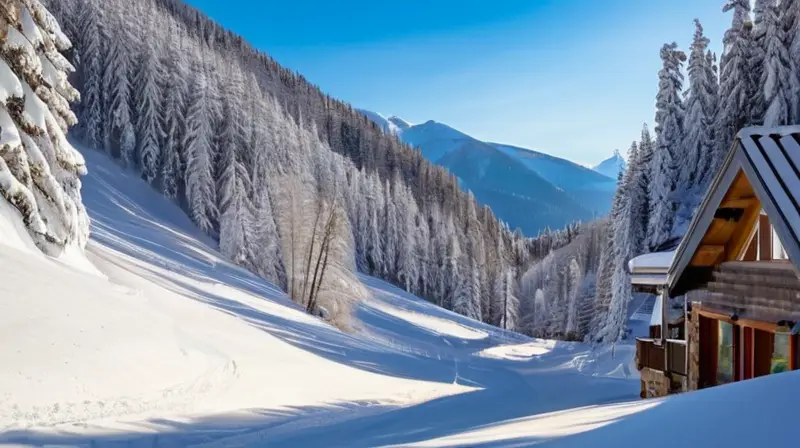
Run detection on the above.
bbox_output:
[563,258,581,337]
[74,0,103,149]
[183,64,217,234]
[134,21,165,184]
[648,42,686,250]
[599,144,635,342]
[761,0,796,126]
[751,0,771,123]
[0,0,89,254]
[681,20,715,192]
[716,0,755,169]
[101,10,135,164]
[782,0,800,122]
[629,126,653,258]
[159,26,188,200]
[498,268,520,331]
[217,65,251,263]
[698,50,720,189]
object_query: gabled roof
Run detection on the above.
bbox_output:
[667,126,800,296]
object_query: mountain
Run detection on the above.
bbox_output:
[593,150,627,179]
[360,113,617,234]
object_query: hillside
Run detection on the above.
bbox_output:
[2,149,794,448]
[360,112,617,233]
[0,145,643,446]
[50,0,576,336]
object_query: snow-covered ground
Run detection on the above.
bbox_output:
[3,147,789,447]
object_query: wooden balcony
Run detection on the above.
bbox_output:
[636,338,687,376]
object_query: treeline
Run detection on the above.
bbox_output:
[587,0,800,342]
[47,0,580,330]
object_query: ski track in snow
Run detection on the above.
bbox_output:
[0,148,644,447]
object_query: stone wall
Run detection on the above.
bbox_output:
[687,303,701,391]
[640,367,670,399]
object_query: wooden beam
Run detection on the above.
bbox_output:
[720,197,758,209]
[694,308,779,333]
[692,245,726,266]
[759,215,772,261]
[726,202,763,261]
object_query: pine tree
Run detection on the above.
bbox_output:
[629,126,652,257]
[0,0,88,254]
[648,43,686,250]
[102,17,136,164]
[160,31,188,200]
[75,0,103,148]
[716,0,755,168]
[134,34,165,184]
[681,20,715,191]
[183,67,217,233]
[217,67,252,263]
[761,0,796,126]
[782,0,800,122]
[752,0,771,123]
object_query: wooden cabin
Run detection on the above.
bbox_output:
[630,125,800,398]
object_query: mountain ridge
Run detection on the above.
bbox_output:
[359,111,616,234]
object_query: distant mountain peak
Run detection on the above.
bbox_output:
[593,151,627,180]
[387,116,412,131]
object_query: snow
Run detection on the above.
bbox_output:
[4,146,793,447]
[0,146,646,446]
[628,250,675,273]
[0,59,24,103]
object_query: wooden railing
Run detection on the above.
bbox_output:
[636,338,665,372]
[636,338,687,376]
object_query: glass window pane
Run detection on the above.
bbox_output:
[772,333,790,374]
[717,321,734,384]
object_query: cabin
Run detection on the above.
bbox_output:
[630,125,800,399]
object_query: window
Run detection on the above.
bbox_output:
[772,332,791,374]
[717,321,735,384]
[772,227,788,260]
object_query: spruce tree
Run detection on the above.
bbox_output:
[134,35,165,184]
[183,67,217,233]
[0,0,88,254]
[75,0,103,148]
[681,20,715,192]
[648,43,686,250]
[761,0,795,126]
[716,0,755,168]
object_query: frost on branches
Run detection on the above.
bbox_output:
[0,0,88,255]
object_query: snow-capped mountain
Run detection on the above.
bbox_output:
[593,149,627,180]
[356,109,411,135]
[359,111,617,234]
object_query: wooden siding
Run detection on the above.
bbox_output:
[695,262,800,323]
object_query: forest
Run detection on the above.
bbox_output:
[43,0,798,342]
[46,0,581,333]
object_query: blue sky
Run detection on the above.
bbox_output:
[185,0,729,166]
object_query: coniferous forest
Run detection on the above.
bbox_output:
[46,0,581,333]
[44,0,800,342]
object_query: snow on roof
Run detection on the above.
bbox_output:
[629,251,675,274]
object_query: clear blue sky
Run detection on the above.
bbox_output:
[184,0,729,166]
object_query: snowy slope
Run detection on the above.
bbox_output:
[593,150,627,179]
[359,112,617,231]
[0,146,646,447]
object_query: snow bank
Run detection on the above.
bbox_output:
[477,340,557,361]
